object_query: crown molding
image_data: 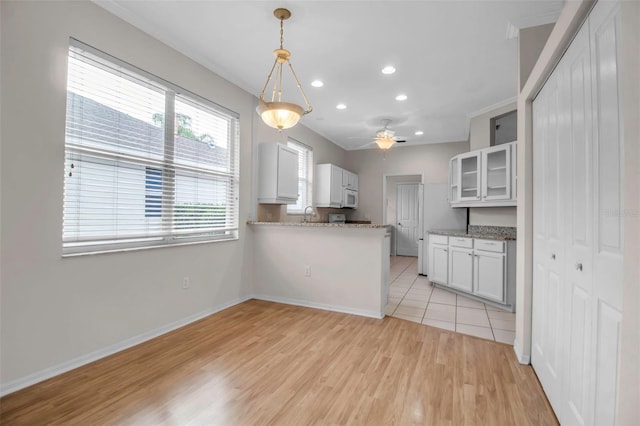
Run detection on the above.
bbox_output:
[505,7,563,39]
[467,97,518,119]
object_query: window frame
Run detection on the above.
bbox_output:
[286,138,314,214]
[62,39,240,256]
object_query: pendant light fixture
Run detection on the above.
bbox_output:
[256,8,312,131]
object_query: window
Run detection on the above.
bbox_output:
[286,139,313,214]
[63,40,239,255]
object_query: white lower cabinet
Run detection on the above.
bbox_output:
[428,233,515,311]
[474,251,504,302]
[428,235,449,285]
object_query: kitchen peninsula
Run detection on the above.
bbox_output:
[248,222,391,318]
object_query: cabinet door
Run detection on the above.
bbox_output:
[481,145,511,200]
[449,157,459,203]
[458,152,480,201]
[448,247,473,292]
[351,173,358,191]
[330,165,343,206]
[277,145,299,199]
[429,244,448,285]
[473,251,505,302]
[342,169,349,187]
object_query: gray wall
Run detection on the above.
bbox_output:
[345,142,469,224]
[0,0,257,386]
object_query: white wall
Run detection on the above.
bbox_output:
[618,0,639,422]
[345,142,468,224]
[468,102,517,152]
[518,24,555,91]
[0,0,258,391]
[251,225,389,318]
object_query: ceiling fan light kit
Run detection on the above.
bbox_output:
[375,136,396,150]
[256,8,312,131]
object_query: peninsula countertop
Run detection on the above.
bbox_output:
[429,226,516,241]
[247,221,389,229]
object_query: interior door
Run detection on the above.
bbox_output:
[531,65,565,419]
[396,183,419,256]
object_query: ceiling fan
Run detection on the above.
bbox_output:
[359,119,406,150]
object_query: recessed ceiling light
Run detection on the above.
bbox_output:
[311,80,324,88]
[336,103,347,110]
[381,65,396,75]
[415,130,424,136]
[395,94,408,101]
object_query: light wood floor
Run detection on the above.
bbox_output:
[1,300,557,425]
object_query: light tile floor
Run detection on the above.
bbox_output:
[386,256,516,344]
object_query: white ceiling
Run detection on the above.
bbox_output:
[95,0,563,150]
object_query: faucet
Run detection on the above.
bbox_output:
[303,206,314,223]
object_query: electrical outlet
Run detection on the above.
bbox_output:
[304,266,311,277]
[182,277,190,289]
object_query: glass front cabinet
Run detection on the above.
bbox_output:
[449,141,517,207]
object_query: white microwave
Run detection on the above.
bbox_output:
[343,188,358,208]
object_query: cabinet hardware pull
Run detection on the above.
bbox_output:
[551,254,556,260]
[576,263,583,271]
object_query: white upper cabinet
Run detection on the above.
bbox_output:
[258,143,299,204]
[342,170,358,191]
[481,144,511,201]
[458,151,481,201]
[449,141,517,207]
[317,164,357,208]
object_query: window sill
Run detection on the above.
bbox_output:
[62,235,239,258]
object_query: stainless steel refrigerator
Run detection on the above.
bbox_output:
[417,183,467,275]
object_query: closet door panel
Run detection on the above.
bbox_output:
[562,21,594,426]
[531,72,565,417]
[591,0,624,308]
[593,301,621,425]
[589,3,624,425]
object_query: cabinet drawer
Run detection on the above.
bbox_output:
[429,234,448,245]
[474,239,505,253]
[449,236,473,248]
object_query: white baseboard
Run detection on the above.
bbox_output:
[250,294,384,320]
[514,339,531,364]
[0,296,252,397]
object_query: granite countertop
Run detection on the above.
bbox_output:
[429,225,517,241]
[247,221,389,229]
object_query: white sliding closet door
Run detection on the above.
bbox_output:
[532,67,565,418]
[531,1,623,425]
[588,3,624,424]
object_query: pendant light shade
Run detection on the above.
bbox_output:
[256,101,304,130]
[257,8,312,131]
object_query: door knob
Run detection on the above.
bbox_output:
[576,262,583,271]
[398,222,402,226]
[551,254,556,260]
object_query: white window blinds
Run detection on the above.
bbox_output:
[63,40,239,254]
[286,139,313,213]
